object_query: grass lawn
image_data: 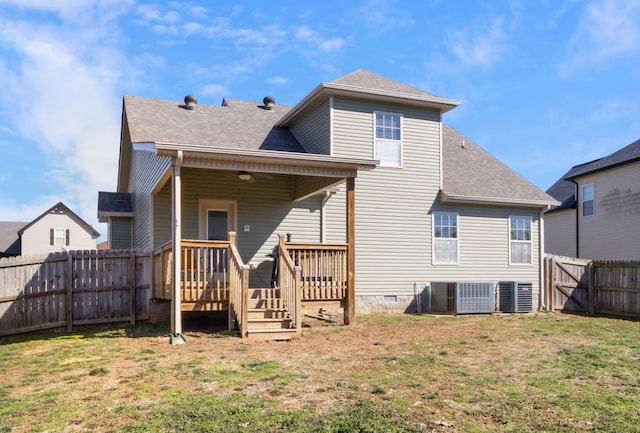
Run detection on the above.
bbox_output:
[1,313,639,432]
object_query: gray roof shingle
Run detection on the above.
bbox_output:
[124,96,306,152]
[0,221,26,256]
[442,125,557,205]
[330,69,443,99]
[565,138,640,180]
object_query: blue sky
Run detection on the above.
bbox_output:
[0,0,639,236]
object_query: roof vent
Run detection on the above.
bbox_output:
[262,96,275,110]
[184,95,197,110]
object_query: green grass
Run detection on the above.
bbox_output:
[1,314,639,432]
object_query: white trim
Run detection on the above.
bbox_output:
[438,116,443,191]
[432,212,459,265]
[440,191,559,208]
[329,95,334,156]
[53,228,66,247]
[132,142,158,153]
[373,110,403,168]
[198,199,237,240]
[509,215,533,266]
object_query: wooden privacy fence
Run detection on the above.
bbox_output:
[545,254,640,318]
[0,250,151,336]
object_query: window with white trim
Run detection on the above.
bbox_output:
[509,216,532,265]
[582,183,594,216]
[374,111,402,167]
[433,212,458,264]
[53,228,66,246]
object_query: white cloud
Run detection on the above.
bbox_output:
[447,18,507,69]
[200,84,229,98]
[559,0,640,76]
[0,2,130,230]
[319,38,345,52]
[266,76,288,85]
[357,0,414,33]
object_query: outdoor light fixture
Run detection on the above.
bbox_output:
[238,172,252,181]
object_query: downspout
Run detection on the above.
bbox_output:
[539,205,550,310]
[170,150,187,344]
[570,179,579,258]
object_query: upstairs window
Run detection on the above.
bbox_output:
[374,111,402,167]
[50,228,69,247]
[433,212,458,264]
[582,183,594,216]
[509,216,531,265]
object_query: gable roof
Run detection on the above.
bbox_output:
[441,125,559,208]
[277,69,460,127]
[0,221,26,257]
[545,137,640,213]
[565,138,640,180]
[18,202,100,239]
[123,95,305,153]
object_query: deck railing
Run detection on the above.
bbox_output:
[152,239,231,310]
[278,235,302,334]
[228,233,249,337]
[285,242,348,300]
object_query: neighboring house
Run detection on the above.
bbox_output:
[0,221,27,257]
[546,139,640,260]
[97,192,133,249]
[100,69,557,340]
[17,202,100,256]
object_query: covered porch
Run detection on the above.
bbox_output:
[149,145,376,342]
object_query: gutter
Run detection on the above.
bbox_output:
[440,191,559,208]
[539,205,550,310]
[569,179,580,258]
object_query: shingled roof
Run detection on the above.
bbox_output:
[441,125,558,207]
[545,137,640,212]
[0,221,26,257]
[124,95,305,152]
[331,69,443,99]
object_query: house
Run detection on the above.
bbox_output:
[546,138,640,260]
[6,202,100,256]
[99,69,557,342]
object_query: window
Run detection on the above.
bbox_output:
[50,228,68,247]
[582,183,594,216]
[509,216,532,265]
[433,213,458,264]
[374,112,402,167]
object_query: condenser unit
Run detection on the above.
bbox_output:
[499,281,533,313]
[456,282,494,314]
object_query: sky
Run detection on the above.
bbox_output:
[0,0,639,238]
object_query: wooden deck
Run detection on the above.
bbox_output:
[152,236,349,339]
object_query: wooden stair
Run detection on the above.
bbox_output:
[245,288,298,341]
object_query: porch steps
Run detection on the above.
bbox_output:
[245,288,297,341]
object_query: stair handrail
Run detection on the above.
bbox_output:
[278,234,302,334]
[228,232,250,338]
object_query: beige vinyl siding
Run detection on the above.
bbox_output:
[21,213,96,255]
[109,217,133,249]
[153,181,172,249]
[544,209,577,257]
[577,161,640,260]
[289,101,331,154]
[156,168,323,286]
[326,98,442,296]
[331,97,377,158]
[428,205,542,308]
[129,150,171,249]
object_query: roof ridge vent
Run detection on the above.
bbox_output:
[184,95,197,110]
[262,96,275,110]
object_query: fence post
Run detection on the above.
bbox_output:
[130,251,137,326]
[66,252,73,332]
[586,262,596,316]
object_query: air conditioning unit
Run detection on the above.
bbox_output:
[499,281,533,313]
[456,282,494,314]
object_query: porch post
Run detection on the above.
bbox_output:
[345,176,356,325]
[170,151,187,344]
